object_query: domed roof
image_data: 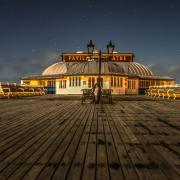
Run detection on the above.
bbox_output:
[65,61,125,75]
[42,61,154,77]
[42,62,67,76]
[133,62,154,76]
[120,62,154,77]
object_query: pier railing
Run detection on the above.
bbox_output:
[145,85,180,99]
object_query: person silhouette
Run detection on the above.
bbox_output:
[93,83,101,103]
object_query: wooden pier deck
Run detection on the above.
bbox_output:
[0,95,179,180]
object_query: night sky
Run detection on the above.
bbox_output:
[0,0,180,83]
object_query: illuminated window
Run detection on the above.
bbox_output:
[120,78,123,87]
[72,77,74,86]
[83,81,86,85]
[79,77,81,86]
[47,80,55,87]
[88,77,91,88]
[128,81,130,89]
[114,77,116,87]
[69,77,81,87]
[64,80,66,88]
[23,80,30,85]
[59,80,67,89]
[132,81,135,89]
[75,77,77,86]
[111,77,113,87]
[69,77,71,87]
[117,78,120,87]
[92,77,95,87]
[59,81,62,88]
[128,80,136,89]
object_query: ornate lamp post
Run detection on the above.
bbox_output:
[86,40,115,104]
[87,40,102,103]
[97,50,102,104]
[87,40,95,54]
[107,40,115,54]
[97,41,115,103]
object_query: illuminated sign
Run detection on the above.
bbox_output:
[64,55,87,61]
[63,53,133,62]
[111,55,132,61]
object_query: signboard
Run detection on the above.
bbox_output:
[64,55,87,61]
[63,53,134,62]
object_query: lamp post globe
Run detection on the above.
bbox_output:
[87,40,95,54]
[107,40,115,54]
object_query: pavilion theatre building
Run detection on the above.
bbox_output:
[21,44,175,95]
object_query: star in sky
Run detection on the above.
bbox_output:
[82,15,87,19]
[103,11,113,17]
[32,49,37,54]
[88,0,96,9]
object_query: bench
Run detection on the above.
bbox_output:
[0,84,47,98]
[81,88,113,103]
[81,89,95,103]
[157,88,168,98]
[101,89,113,103]
[145,88,152,96]
[1,88,11,98]
[0,87,4,98]
[161,89,169,98]
[146,86,180,100]
[173,90,180,99]
[168,87,180,99]
[149,88,158,97]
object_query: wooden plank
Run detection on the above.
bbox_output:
[107,103,156,179]
[125,101,179,179]
[0,102,78,179]
[0,95,179,179]
[7,102,81,180]
[96,105,109,180]
[65,104,95,180]
[103,104,139,180]
[0,103,59,142]
[51,105,93,179]
[25,105,89,180]
[102,106,124,180]
[13,102,84,180]
[81,105,97,180]
[35,104,89,179]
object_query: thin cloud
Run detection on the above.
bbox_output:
[150,64,180,83]
[0,51,59,83]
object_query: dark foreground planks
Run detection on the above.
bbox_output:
[0,95,180,180]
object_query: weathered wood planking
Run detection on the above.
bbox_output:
[0,95,179,180]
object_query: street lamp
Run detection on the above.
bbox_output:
[86,40,102,103]
[87,40,95,54]
[97,50,102,104]
[107,40,115,54]
[97,41,115,103]
[86,40,115,104]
